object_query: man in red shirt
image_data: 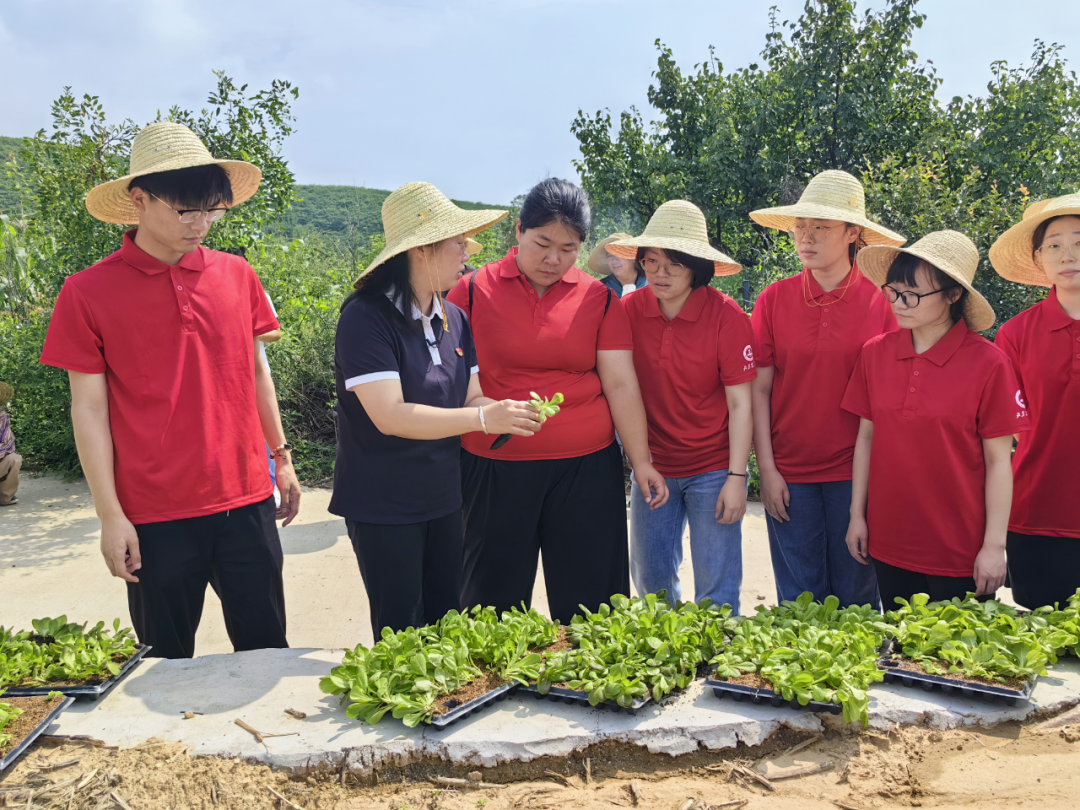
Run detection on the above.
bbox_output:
[40,123,300,659]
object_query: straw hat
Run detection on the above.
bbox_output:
[750,170,906,247]
[858,230,995,332]
[355,182,507,285]
[1022,199,1053,220]
[588,233,633,274]
[607,202,741,276]
[466,238,483,256]
[989,192,1080,287]
[85,123,262,224]
[0,382,12,405]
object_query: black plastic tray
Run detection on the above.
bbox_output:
[1,644,152,700]
[428,683,519,729]
[704,677,843,715]
[0,695,76,771]
[520,683,651,714]
[876,650,1035,705]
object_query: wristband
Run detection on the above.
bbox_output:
[478,406,489,434]
[727,471,747,477]
[270,442,293,458]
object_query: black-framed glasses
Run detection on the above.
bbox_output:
[881,284,946,308]
[150,193,229,224]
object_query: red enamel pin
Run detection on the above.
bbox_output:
[455,348,464,356]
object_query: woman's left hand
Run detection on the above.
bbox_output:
[973,545,1007,595]
[715,475,747,524]
[635,461,669,510]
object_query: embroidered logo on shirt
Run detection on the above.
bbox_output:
[1015,389,1028,419]
[455,347,464,356]
[743,345,754,363]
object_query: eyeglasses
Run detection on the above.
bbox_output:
[641,256,688,277]
[151,193,229,224]
[881,284,947,308]
[1037,239,1080,260]
[788,224,840,244]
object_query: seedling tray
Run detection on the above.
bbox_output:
[0,696,75,772]
[1,644,152,700]
[428,683,519,729]
[877,640,1035,705]
[520,683,651,714]
[704,677,843,715]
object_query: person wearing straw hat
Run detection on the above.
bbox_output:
[39,122,297,659]
[456,237,484,281]
[331,182,542,636]
[748,170,905,609]
[610,201,756,611]
[990,192,1080,609]
[589,233,648,298]
[841,231,1029,608]
[0,382,21,507]
[447,178,668,626]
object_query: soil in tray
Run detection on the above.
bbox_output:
[719,672,774,690]
[883,656,1028,692]
[431,669,508,716]
[0,695,65,755]
[531,626,573,657]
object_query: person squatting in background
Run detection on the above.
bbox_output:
[330,183,542,638]
[843,231,1028,608]
[0,382,21,507]
[990,193,1080,610]
[447,178,669,626]
[748,170,905,609]
[612,201,756,613]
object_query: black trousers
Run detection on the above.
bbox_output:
[346,510,463,638]
[872,557,992,610]
[1007,532,1080,610]
[460,442,629,626]
[127,496,287,659]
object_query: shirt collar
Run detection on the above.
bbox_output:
[497,247,579,284]
[802,261,863,304]
[642,285,707,322]
[385,285,444,322]
[1043,287,1076,331]
[120,229,206,275]
[894,318,969,367]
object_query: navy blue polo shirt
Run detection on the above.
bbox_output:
[330,292,477,524]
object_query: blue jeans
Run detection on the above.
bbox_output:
[764,480,880,609]
[630,468,743,613]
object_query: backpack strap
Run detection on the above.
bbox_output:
[604,286,612,316]
[469,269,476,314]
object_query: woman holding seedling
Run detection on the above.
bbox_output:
[331,182,544,637]
[749,170,905,608]
[842,231,1029,607]
[990,193,1080,609]
[448,178,668,625]
[610,201,756,612]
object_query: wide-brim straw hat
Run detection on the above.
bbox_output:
[750,170,906,247]
[466,238,483,256]
[355,182,508,286]
[85,122,262,225]
[858,230,996,332]
[989,192,1080,287]
[607,202,741,276]
[588,233,634,274]
[0,382,12,404]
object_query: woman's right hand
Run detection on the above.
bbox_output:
[482,400,543,437]
[760,466,791,522]
[845,515,870,565]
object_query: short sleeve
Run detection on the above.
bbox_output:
[39,279,107,374]
[841,344,873,420]
[597,289,633,350]
[247,265,279,336]
[718,304,758,386]
[337,299,401,390]
[977,352,1030,439]
[457,306,479,375]
[993,325,1026,409]
[750,286,775,367]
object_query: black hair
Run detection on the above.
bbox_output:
[885,251,968,325]
[347,251,417,315]
[518,178,591,242]
[637,247,714,289]
[128,163,234,210]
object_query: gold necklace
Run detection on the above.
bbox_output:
[803,264,857,309]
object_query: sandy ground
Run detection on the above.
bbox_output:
[0,475,785,653]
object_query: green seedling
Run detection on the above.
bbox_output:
[0,690,24,749]
[491,392,565,449]
[0,617,138,689]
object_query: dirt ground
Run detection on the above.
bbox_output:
[2,710,1079,810]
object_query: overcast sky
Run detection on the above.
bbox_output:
[0,1,1074,204]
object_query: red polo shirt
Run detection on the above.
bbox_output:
[995,287,1080,538]
[40,231,278,525]
[752,264,897,482]
[446,248,633,460]
[623,286,757,477]
[841,321,1030,576]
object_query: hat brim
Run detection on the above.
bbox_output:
[607,236,741,277]
[858,245,996,332]
[355,208,509,286]
[989,200,1080,287]
[85,159,263,225]
[750,203,906,247]
[588,234,633,274]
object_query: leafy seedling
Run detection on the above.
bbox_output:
[491,392,564,450]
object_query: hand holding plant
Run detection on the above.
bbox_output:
[480,399,544,438]
[491,392,563,449]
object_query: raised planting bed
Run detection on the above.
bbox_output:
[877,640,1035,705]
[704,672,842,715]
[0,617,144,700]
[0,693,75,771]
